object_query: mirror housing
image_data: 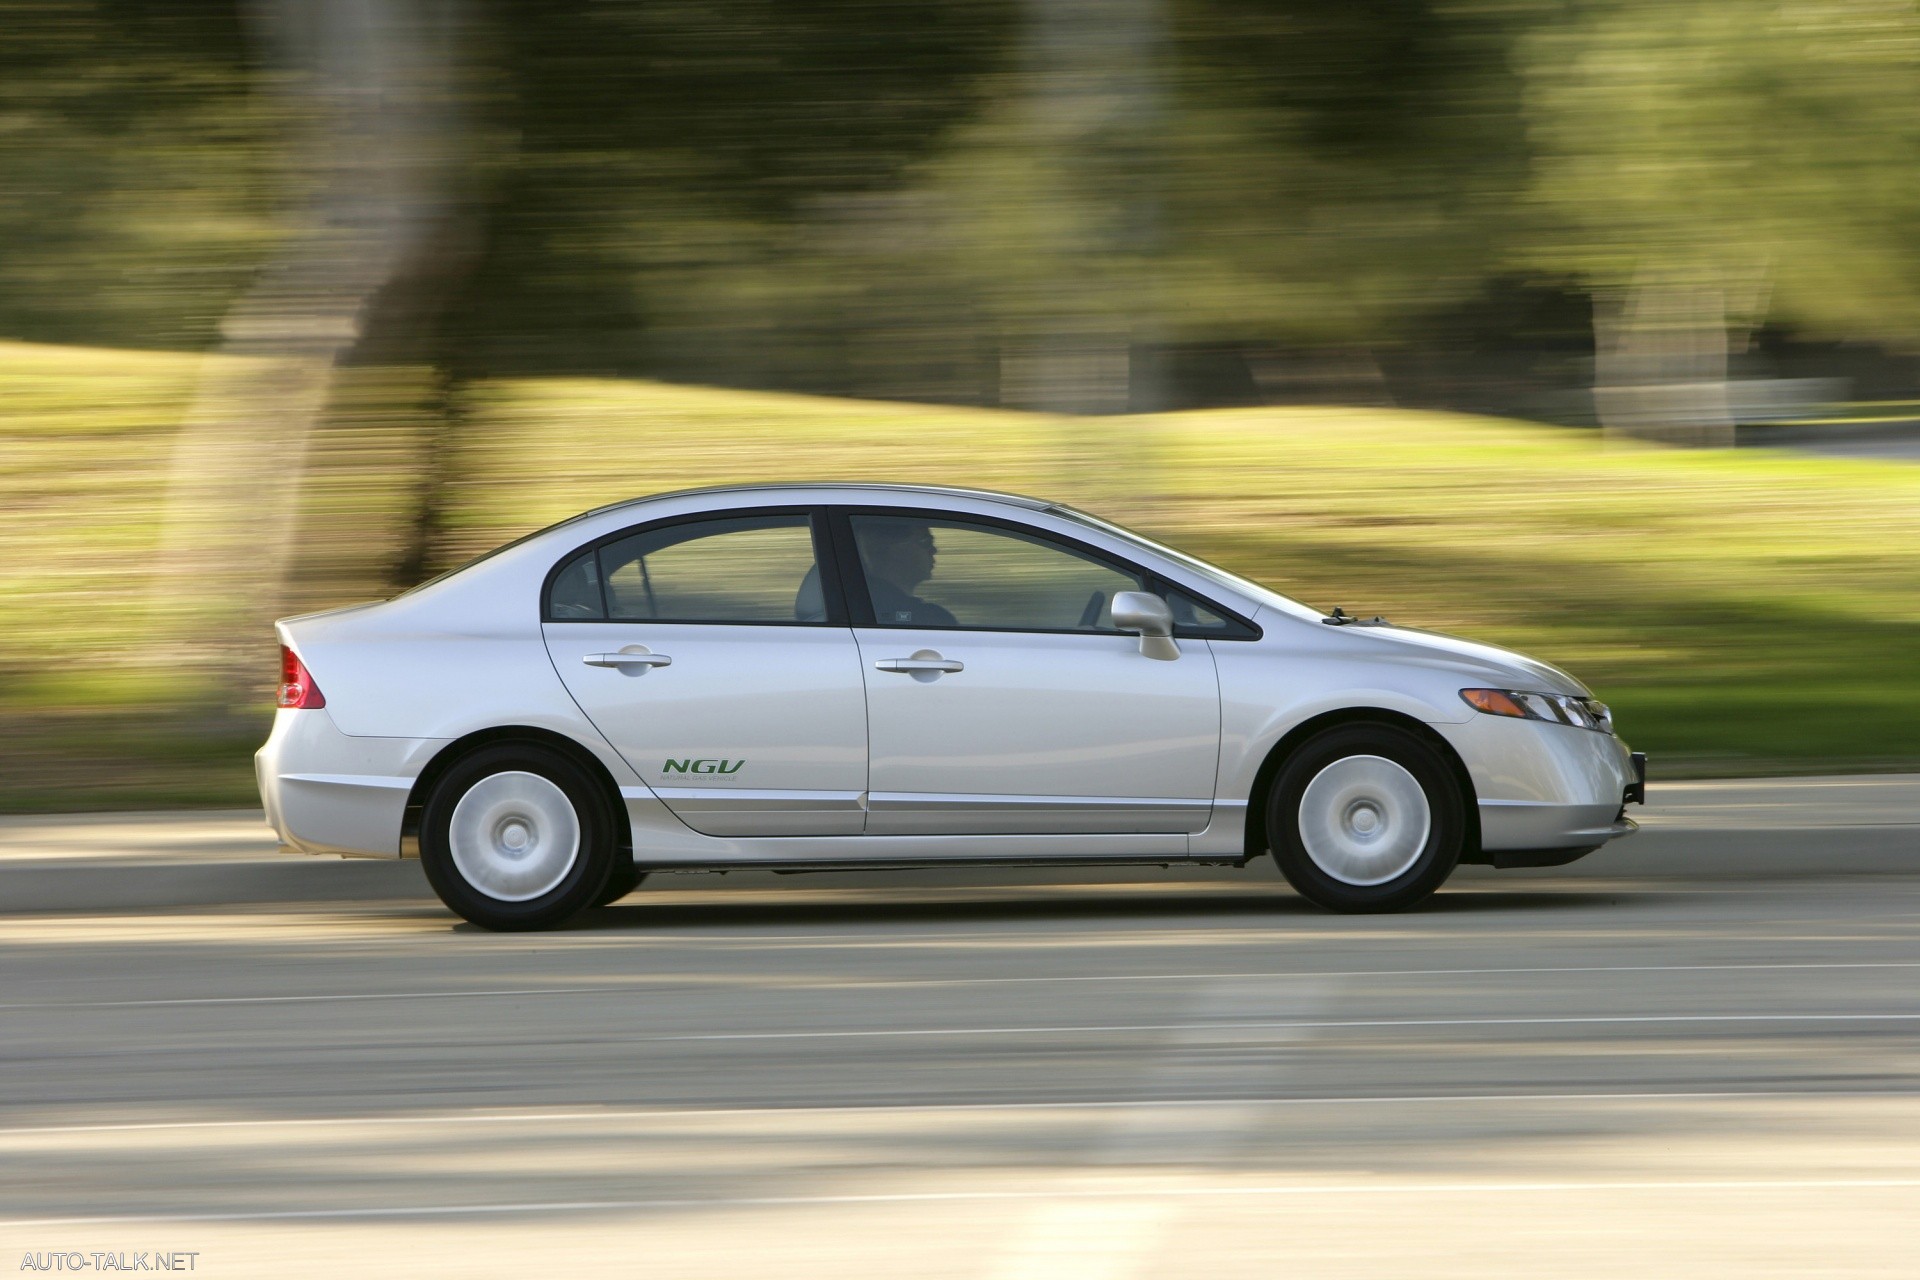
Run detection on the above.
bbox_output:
[1111,591,1179,661]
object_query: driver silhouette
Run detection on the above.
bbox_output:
[859,520,957,626]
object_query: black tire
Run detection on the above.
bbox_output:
[419,743,618,931]
[591,864,644,908]
[1265,723,1464,913]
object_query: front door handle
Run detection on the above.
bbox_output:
[874,649,963,675]
[584,650,672,669]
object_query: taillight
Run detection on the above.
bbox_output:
[277,644,326,708]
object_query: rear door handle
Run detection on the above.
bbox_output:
[874,650,963,674]
[584,651,672,669]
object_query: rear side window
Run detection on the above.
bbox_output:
[547,513,824,624]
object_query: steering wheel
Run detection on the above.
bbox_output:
[1077,590,1106,629]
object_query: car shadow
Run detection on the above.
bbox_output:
[537,883,1659,932]
[1415,887,1677,913]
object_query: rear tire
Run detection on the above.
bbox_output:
[1266,724,1464,913]
[420,743,617,931]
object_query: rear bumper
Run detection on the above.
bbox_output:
[255,709,442,858]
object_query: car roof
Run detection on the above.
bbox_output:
[577,482,1053,520]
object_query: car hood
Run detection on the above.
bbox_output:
[1339,623,1591,697]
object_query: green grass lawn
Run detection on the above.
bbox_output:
[7,339,1920,809]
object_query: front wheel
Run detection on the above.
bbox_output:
[592,864,644,907]
[419,744,617,931]
[1266,724,1464,913]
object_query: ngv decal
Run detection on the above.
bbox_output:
[663,758,745,775]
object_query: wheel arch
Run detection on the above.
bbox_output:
[1242,707,1480,863]
[401,726,631,859]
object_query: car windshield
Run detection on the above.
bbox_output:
[1046,504,1322,622]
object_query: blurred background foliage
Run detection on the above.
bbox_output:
[0,4,279,348]
[7,0,1920,806]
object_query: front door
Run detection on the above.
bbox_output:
[841,511,1221,836]
[542,509,868,837]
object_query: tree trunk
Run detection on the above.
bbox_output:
[146,0,468,719]
[998,0,1165,418]
[1592,272,1737,447]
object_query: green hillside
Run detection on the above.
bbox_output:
[7,340,1920,808]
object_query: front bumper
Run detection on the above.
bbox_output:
[1478,802,1638,855]
[1480,815,1638,868]
[1433,714,1644,866]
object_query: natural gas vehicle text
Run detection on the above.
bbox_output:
[258,484,1645,930]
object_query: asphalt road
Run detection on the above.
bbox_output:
[3,779,1918,1277]
[1741,420,1920,460]
[1795,437,1920,460]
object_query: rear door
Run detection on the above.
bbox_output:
[541,508,868,836]
[838,509,1222,837]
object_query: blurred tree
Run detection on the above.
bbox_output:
[450,0,1013,389]
[146,0,473,715]
[1155,0,1536,370]
[784,0,1538,412]
[1518,0,1920,443]
[987,0,1169,415]
[0,2,277,348]
[0,0,1548,422]
[372,0,1020,579]
[911,0,1539,411]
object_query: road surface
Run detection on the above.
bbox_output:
[2,778,1918,1277]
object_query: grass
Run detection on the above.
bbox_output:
[7,339,1920,809]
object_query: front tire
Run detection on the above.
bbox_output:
[1266,724,1464,913]
[591,864,644,907]
[419,744,617,931]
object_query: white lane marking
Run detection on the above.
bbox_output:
[0,987,607,1011]
[777,960,1920,987]
[9,961,1920,1012]
[981,1200,1175,1280]
[10,1179,1920,1227]
[6,1089,1918,1139]
[614,1011,1920,1044]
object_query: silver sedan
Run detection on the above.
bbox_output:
[257,483,1644,929]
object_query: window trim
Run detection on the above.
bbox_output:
[825,506,1261,640]
[540,506,847,627]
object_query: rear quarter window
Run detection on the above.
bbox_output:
[547,550,605,619]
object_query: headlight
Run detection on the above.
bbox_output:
[1460,688,1613,734]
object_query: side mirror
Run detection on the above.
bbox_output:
[1111,591,1179,661]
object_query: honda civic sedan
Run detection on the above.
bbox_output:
[257,483,1645,930]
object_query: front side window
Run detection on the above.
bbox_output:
[547,513,823,624]
[849,514,1145,632]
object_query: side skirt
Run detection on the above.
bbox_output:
[643,855,1254,875]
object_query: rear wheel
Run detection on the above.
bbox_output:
[419,744,617,931]
[1266,724,1464,913]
